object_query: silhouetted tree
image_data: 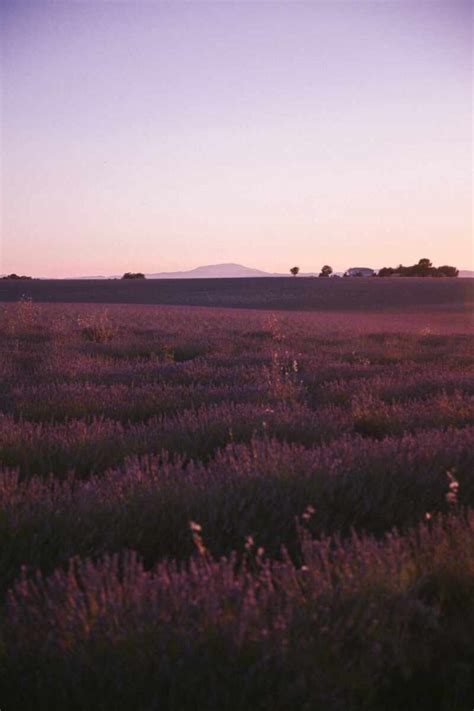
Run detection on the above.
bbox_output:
[290,266,300,277]
[377,259,458,278]
[122,272,146,280]
[414,258,433,277]
[319,265,333,278]
[2,273,32,280]
[436,265,459,278]
[377,267,395,277]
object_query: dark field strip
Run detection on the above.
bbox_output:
[0,276,473,312]
[0,301,473,710]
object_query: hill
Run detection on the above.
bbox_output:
[147,263,273,278]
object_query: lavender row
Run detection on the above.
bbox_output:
[0,401,349,478]
[0,427,472,595]
[6,360,472,415]
[2,512,473,710]
[2,387,474,479]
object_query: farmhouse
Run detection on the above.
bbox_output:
[344,267,375,277]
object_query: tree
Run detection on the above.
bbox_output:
[319,265,333,278]
[417,258,432,269]
[436,265,459,278]
[414,258,433,277]
[122,272,146,280]
[2,273,32,280]
[377,258,458,278]
[377,267,395,277]
[290,266,300,277]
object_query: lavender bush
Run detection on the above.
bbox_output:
[1,514,473,710]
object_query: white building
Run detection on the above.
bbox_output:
[344,267,375,277]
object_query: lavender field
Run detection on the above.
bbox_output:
[1,299,473,710]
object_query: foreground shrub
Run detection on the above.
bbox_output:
[1,513,473,711]
[2,295,40,336]
[77,309,117,343]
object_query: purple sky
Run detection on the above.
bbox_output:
[1,1,472,277]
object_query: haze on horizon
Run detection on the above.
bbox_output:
[1,0,472,279]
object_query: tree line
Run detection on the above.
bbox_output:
[289,259,458,278]
[377,258,458,278]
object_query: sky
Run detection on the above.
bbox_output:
[1,0,472,278]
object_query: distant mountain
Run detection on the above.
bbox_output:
[459,270,474,278]
[146,263,277,279]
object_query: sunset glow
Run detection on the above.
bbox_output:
[1,1,472,277]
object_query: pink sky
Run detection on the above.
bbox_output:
[1,1,472,277]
